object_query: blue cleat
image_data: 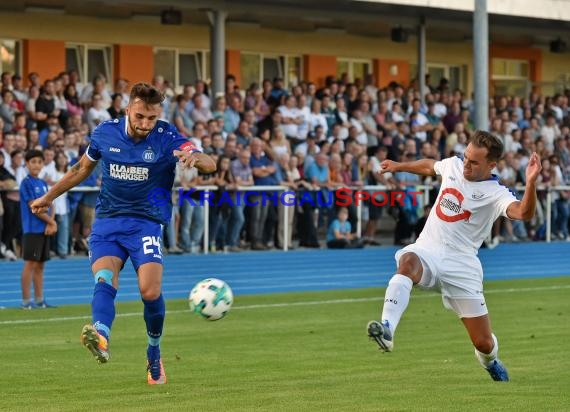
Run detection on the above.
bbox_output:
[367,320,394,352]
[147,359,166,385]
[486,359,509,381]
[35,300,57,309]
[21,302,36,310]
[147,346,166,384]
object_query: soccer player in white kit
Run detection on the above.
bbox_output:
[367,131,541,381]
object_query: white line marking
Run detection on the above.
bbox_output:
[0,284,568,325]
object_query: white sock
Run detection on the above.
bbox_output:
[475,334,498,368]
[381,274,413,335]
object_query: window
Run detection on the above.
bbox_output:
[240,53,260,89]
[287,56,301,87]
[427,63,467,92]
[154,48,208,90]
[240,53,302,88]
[0,39,21,75]
[336,58,372,83]
[492,59,530,97]
[492,59,529,79]
[66,44,112,85]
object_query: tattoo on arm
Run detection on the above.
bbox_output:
[70,162,81,173]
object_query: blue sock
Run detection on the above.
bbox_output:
[92,282,117,341]
[143,294,165,360]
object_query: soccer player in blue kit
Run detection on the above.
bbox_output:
[31,82,216,385]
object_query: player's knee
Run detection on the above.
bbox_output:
[396,253,422,283]
[94,269,114,286]
[472,335,494,354]
[140,286,161,301]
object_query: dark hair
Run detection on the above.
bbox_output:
[129,82,164,105]
[54,151,69,173]
[470,130,503,162]
[25,149,44,162]
[10,149,23,159]
[216,155,233,181]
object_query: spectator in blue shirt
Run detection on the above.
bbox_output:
[327,207,363,249]
[19,149,58,309]
[250,137,278,250]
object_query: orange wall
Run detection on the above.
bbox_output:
[226,49,241,87]
[490,45,542,82]
[374,59,410,88]
[22,39,65,85]
[303,55,337,87]
[113,44,153,84]
[490,45,542,94]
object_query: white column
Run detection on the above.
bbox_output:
[473,0,489,131]
[209,10,227,99]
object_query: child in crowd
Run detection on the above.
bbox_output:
[326,207,364,249]
[19,150,57,309]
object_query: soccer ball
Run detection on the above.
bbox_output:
[188,278,233,321]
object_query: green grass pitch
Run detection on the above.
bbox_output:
[1,277,568,411]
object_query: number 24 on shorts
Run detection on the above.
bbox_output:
[142,236,162,256]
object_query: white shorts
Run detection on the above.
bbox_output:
[395,242,488,318]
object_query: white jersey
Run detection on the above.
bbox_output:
[417,157,517,254]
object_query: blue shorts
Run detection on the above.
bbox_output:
[89,217,163,271]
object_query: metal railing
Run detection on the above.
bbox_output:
[527,184,570,243]
[3,184,569,254]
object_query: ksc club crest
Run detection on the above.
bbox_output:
[143,149,155,162]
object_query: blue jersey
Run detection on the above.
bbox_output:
[20,175,50,234]
[86,117,199,224]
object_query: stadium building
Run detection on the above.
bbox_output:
[0,0,569,96]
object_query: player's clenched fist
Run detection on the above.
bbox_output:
[379,160,399,174]
[173,149,198,169]
[30,195,52,215]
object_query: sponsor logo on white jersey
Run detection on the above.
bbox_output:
[436,188,472,222]
[109,163,149,181]
[471,190,485,200]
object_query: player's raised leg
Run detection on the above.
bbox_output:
[81,256,122,363]
[368,252,422,352]
[462,314,509,381]
[138,262,167,385]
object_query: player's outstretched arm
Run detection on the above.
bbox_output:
[379,158,436,177]
[173,150,216,174]
[507,152,541,220]
[30,154,98,214]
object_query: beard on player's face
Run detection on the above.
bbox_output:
[127,114,154,138]
[126,100,161,138]
[127,112,160,138]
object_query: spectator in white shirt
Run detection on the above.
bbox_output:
[540,112,561,153]
[278,95,302,140]
[39,147,57,185]
[87,93,111,132]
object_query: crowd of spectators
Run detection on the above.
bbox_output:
[1,69,570,260]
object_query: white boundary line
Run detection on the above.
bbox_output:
[0,284,568,325]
